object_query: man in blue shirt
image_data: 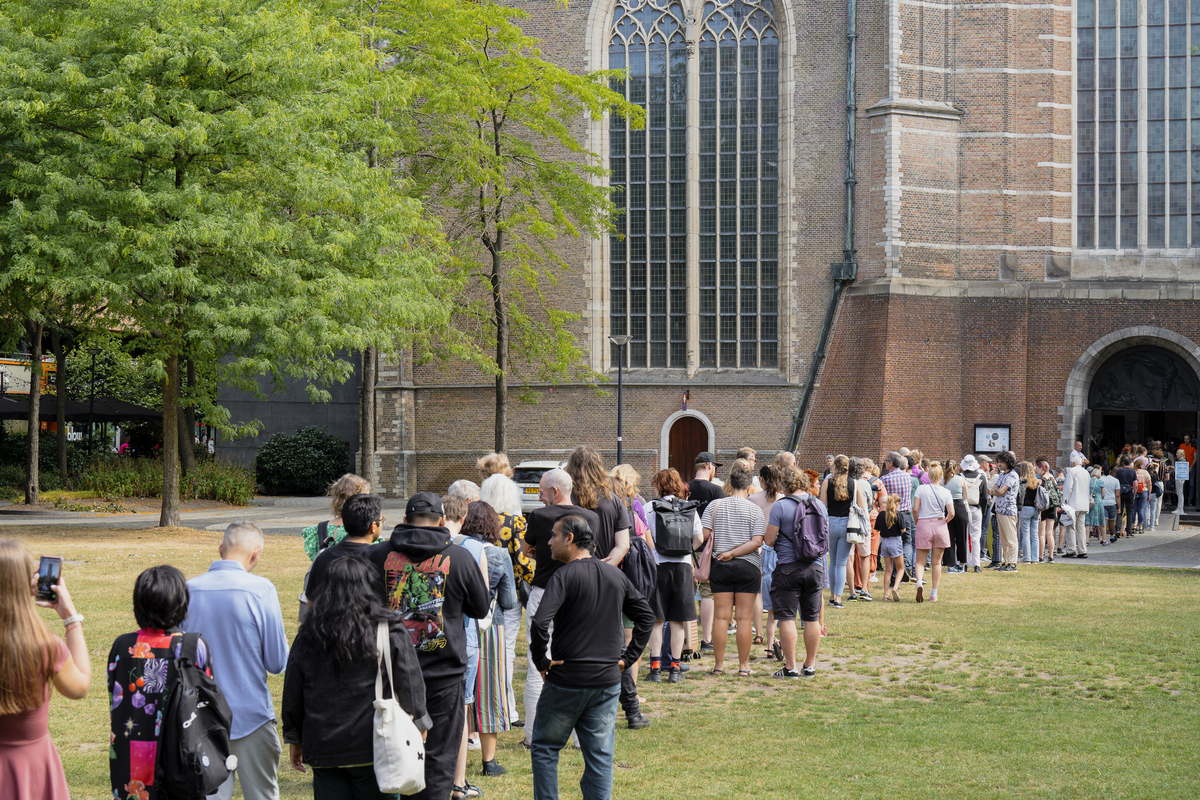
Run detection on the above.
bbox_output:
[182,521,289,800]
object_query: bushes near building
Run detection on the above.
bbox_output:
[254,426,348,496]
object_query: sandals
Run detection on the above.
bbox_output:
[737,669,753,677]
[709,668,725,676]
[772,641,784,662]
[453,784,482,799]
[753,635,765,645]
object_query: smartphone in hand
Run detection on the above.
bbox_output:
[37,556,62,602]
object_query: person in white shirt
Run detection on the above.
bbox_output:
[1061,453,1091,558]
[910,463,954,603]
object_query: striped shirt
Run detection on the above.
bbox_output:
[701,496,766,569]
[880,468,914,512]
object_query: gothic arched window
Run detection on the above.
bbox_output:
[609,0,780,370]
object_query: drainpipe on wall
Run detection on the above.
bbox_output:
[787,0,858,453]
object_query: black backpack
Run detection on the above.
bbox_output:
[156,633,234,800]
[620,534,658,601]
[650,498,700,557]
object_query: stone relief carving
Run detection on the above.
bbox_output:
[1089,347,1199,411]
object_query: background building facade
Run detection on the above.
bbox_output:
[364,0,1200,496]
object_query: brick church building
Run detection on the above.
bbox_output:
[368,0,1200,496]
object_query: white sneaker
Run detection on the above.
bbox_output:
[467,736,481,751]
[870,574,879,583]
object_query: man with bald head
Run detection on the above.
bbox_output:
[182,521,289,800]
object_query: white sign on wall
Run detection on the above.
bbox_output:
[974,424,1011,453]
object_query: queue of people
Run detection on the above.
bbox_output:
[4,435,1187,800]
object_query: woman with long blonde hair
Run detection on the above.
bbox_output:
[1016,462,1040,565]
[818,455,867,608]
[610,463,649,530]
[911,463,954,602]
[0,539,91,798]
[875,495,908,600]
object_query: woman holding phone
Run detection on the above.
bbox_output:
[0,539,91,799]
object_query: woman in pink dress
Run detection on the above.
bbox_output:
[0,539,92,799]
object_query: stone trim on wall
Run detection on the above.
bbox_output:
[845,276,1200,300]
[1056,327,1200,465]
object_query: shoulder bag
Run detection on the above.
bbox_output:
[373,621,426,795]
[298,521,334,624]
[693,499,718,582]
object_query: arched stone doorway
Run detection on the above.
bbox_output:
[1059,327,1200,460]
[660,410,715,472]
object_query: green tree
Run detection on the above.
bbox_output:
[0,0,453,524]
[392,0,642,452]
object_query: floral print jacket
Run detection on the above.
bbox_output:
[107,628,213,800]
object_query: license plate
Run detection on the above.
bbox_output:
[524,487,538,494]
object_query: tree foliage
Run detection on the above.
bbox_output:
[388,0,643,451]
[0,0,455,521]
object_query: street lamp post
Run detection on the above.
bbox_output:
[86,348,99,458]
[608,335,631,465]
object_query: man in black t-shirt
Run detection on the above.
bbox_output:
[1114,455,1138,538]
[529,514,653,800]
[519,468,600,746]
[305,493,383,601]
[688,451,725,514]
[687,452,725,655]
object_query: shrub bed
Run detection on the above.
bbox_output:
[254,426,348,495]
[78,458,256,505]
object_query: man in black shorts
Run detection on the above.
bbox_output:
[763,473,829,678]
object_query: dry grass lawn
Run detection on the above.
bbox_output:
[10,525,1200,799]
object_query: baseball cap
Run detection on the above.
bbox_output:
[406,491,444,518]
[695,451,722,467]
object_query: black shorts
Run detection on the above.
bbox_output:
[769,560,825,623]
[651,561,698,622]
[708,557,761,595]
[1040,506,1058,521]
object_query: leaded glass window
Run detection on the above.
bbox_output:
[610,0,687,368]
[610,0,779,370]
[1077,0,1200,249]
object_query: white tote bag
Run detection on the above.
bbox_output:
[373,621,426,795]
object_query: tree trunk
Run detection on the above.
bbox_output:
[51,329,68,484]
[159,352,181,527]
[177,358,195,477]
[184,357,196,459]
[489,234,507,454]
[24,320,44,504]
[360,346,377,486]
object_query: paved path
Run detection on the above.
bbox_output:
[1042,512,1200,569]
[4,500,1200,568]
[0,497,410,535]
